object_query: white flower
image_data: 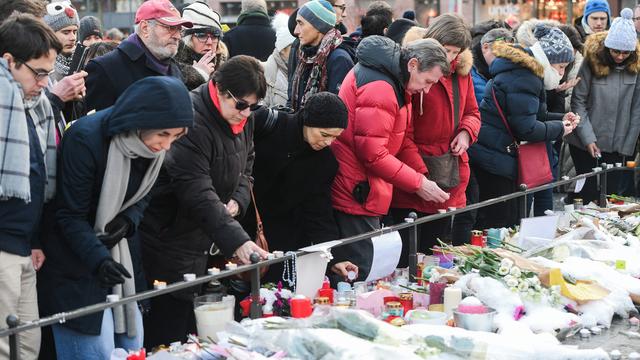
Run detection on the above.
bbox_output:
[506,277,519,288]
[534,283,542,291]
[504,274,515,283]
[517,280,529,292]
[528,276,540,286]
[500,258,514,269]
[498,266,510,276]
[509,266,522,278]
[509,287,518,293]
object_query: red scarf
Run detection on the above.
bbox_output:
[208,81,247,135]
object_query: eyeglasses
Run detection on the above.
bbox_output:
[610,49,632,56]
[154,21,182,35]
[333,4,346,11]
[227,90,260,111]
[193,33,219,43]
[21,62,54,82]
[633,17,640,21]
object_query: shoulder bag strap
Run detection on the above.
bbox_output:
[249,184,269,250]
[491,86,516,142]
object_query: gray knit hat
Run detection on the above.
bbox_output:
[533,24,574,64]
[44,1,79,32]
[605,8,637,52]
[78,16,103,43]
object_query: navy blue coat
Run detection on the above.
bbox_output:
[0,112,46,257]
[84,34,182,112]
[38,77,193,335]
[468,43,564,180]
[222,14,276,61]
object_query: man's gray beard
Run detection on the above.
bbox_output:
[144,34,178,60]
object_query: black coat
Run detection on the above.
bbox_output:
[38,77,194,335]
[245,108,339,252]
[84,35,182,112]
[222,14,275,61]
[140,82,253,286]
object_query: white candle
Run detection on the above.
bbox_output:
[207,267,220,275]
[153,280,167,289]
[183,273,196,281]
[225,262,238,270]
[443,287,462,317]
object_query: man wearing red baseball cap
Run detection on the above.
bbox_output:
[84,0,193,112]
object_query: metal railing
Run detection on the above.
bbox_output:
[0,165,629,359]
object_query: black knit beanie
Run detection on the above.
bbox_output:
[78,16,103,43]
[302,92,348,129]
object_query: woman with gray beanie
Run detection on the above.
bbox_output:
[567,8,640,203]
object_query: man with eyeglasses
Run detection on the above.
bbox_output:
[175,0,228,90]
[0,13,62,359]
[84,0,193,112]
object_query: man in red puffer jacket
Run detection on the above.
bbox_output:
[330,35,451,282]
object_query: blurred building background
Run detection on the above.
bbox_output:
[73,0,638,35]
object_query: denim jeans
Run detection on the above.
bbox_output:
[53,306,143,359]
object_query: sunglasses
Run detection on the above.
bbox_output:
[227,90,260,111]
[193,33,220,43]
[610,49,632,56]
[21,61,54,82]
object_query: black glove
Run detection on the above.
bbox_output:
[97,215,131,249]
[96,258,131,288]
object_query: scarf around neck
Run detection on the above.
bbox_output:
[291,28,343,110]
[94,130,165,337]
[0,58,57,203]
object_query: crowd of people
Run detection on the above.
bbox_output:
[1,0,640,358]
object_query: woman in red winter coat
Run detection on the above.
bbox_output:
[391,14,481,260]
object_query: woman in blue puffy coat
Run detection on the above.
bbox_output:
[468,26,578,228]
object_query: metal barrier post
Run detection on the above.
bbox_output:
[249,254,263,319]
[7,315,19,360]
[406,212,418,280]
[518,184,528,219]
[249,268,262,319]
[599,169,608,205]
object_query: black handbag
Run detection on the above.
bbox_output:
[422,73,461,190]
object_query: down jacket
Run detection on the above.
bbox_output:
[139,81,253,287]
[392,50,481,213]
[467,42,565,180]
[331,35,425,217]
[566,32,640,156]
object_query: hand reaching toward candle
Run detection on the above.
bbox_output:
[331,261,358,281]
[233,241,269,264]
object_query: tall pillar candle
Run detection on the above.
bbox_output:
[443,287,462,317]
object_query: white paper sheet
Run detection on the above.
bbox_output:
[518,215,559,249]
[365,230,402,282]
[574,178,586,193]
[295,251,330,299]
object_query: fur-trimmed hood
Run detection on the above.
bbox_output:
[491,41,544,78]
[453,49,473,76]
[583,31,640,77]
[515,19,561,47]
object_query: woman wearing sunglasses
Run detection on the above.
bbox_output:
[175,1,228,90]
[567,8,640,204]
[138,55,268,348]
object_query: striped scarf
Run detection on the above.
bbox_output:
[290,28,342,110]
[0,58,57,202]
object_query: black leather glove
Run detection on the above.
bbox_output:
[96,258,131,288]
[97,215,131,249]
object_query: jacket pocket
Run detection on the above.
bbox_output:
[624,72,637,85]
